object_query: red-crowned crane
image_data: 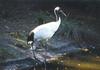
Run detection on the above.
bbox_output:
[27,6,67,61]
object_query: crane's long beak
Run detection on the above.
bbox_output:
[60,10,67,17]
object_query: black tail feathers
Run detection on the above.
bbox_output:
[27,32,34,45]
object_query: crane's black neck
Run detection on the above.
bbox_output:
[54,10,60,21]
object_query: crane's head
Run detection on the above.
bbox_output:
[54,6,67,16]
[54,6,67,17]
[54,6,60,11]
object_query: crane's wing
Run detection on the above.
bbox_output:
[32,22,57,40]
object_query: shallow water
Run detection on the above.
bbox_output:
[0,32,100,70]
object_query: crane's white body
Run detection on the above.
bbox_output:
[30,17,61,41]
[27,6,67,45]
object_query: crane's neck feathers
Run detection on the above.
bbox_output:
[54,9,60,21]
[57,17,61,24]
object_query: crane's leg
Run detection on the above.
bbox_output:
[28,44,36,70]
[44,44,47,70]
[42,40,49,70]
[39,40,46,70]
[31,44,37,59]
